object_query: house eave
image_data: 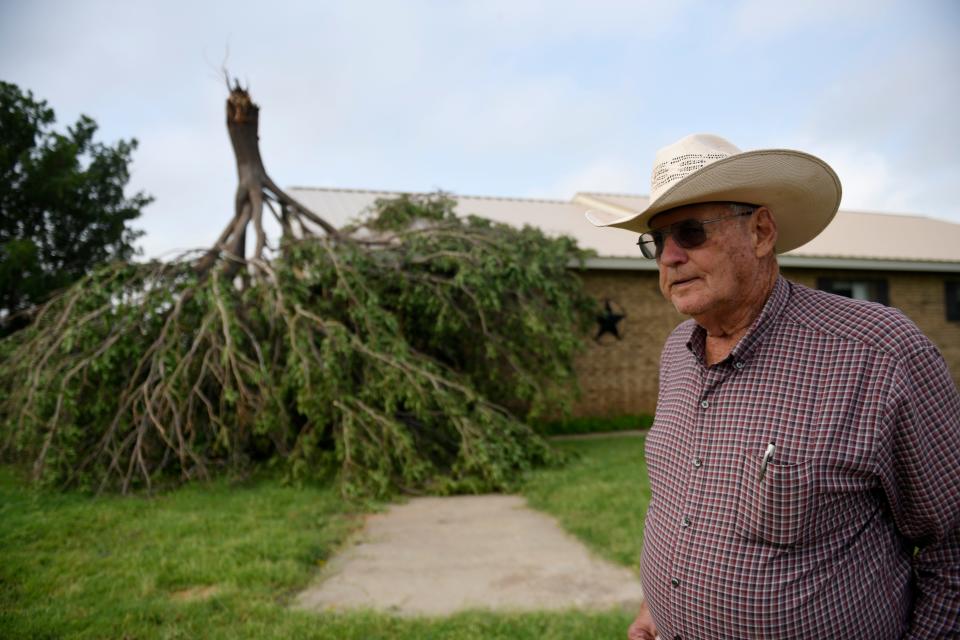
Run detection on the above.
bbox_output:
[575,256,960,273]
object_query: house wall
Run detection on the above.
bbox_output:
[572,268,960,418]
[572,269,682,417]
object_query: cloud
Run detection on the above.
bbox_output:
[422,75,615,153]
[130,121,236,259]
[454,0,695,40]
[815,141,960,222]
[730,0,895,38]
[812,39,960,162]
[529,158,642,199]
[799,31,960,219]
[808,144,901,211]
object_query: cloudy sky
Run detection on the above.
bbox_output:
[2,0,958,258]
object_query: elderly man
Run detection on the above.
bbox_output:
[586,134,960,639]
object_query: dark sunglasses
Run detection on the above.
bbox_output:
[637,208,755,259]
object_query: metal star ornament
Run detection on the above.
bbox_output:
[595,299,626,341]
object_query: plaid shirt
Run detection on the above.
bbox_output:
[641,276,960,639]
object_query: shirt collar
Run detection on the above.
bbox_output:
[685,275,792,367]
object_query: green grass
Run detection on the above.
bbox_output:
[0,468,365,638]
[524,437,650,567]
[539,414,653,436]
[0,435,648,639]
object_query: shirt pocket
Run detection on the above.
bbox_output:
[735,450,813,547]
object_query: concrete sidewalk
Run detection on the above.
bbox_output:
[295,494,643,617]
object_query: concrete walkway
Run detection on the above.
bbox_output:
[295,494,643,617]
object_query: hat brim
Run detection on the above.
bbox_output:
[585,149,842,254]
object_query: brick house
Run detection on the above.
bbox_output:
[291,187,960,417]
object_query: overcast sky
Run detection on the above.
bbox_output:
[2,0,958,259]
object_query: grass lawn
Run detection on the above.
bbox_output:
[524,436,650,568]
[0,435,649,639]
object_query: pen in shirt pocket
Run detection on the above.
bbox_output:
[759,442,776,482]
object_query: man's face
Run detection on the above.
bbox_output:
[653,203,760,321]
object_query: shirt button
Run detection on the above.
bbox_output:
[671,578,680,588]
[693,457,703,468]
[734,361,745,370]
[700,400,710,409]
[681,516,691,528]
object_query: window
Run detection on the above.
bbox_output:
[816,277,889,305]
[946,282,960,322]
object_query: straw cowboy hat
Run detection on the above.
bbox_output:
[584,133,842,254]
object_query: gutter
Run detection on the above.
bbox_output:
[571,256,960,273]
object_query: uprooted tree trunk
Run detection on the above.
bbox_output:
[0,81,595,497]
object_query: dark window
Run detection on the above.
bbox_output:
[946,282,960,322]
[817,277,889,305]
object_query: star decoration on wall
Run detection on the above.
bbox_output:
[595,299,626,341]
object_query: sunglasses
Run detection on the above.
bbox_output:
[637,209,755,259]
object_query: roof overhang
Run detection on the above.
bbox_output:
[288,187,960,273]
[576,256,960,273]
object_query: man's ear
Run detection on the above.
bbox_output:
[752,207,778,257]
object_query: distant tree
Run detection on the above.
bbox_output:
[0,81,151,334]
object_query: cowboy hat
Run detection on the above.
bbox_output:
[584,133,842,254]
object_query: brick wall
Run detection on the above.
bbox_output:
[572,268,960,418]
[572,269,683,417]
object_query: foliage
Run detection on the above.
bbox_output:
[0,81,150,334]
[0,194,595,498]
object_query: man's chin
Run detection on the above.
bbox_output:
[669,293,706,317]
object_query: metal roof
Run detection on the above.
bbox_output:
[288,187,960,272]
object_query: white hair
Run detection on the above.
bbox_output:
[727,203,758,217]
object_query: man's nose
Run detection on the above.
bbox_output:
[658,234,687,266]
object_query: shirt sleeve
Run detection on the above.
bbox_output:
[877,345,960,638]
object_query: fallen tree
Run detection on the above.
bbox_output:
[0,81,594,497]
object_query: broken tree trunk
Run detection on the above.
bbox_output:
[195,81,339,278]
